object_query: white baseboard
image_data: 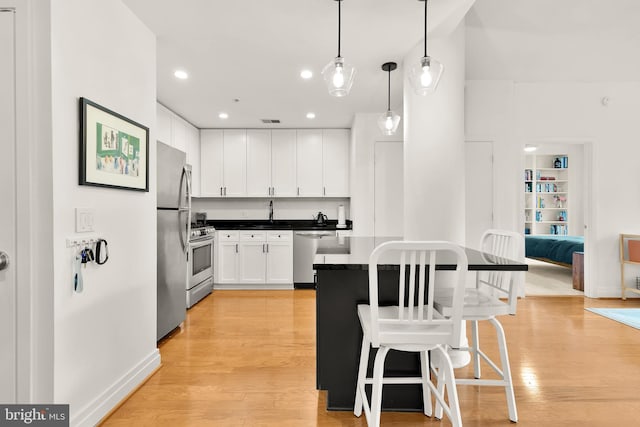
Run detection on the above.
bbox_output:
[72,349,161,427]
[214,283,293,290]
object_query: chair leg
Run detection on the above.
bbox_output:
[471,319,481,379]
[370,346,390,427]
[490,317,518,422]
[420,350,432,416]
[436,346,463,427]
[434,348,446,421]
[354,335,370,417]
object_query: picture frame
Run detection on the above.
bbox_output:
[79,97,149,192]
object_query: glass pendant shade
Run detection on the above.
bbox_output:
[322,57,356,97]
[377,110,401,136]
[409,56,444,95]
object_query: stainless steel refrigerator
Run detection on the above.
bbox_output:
[157,142,191,341]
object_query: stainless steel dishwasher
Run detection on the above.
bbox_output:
[293,230,336,288]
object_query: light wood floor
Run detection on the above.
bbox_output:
[102,291,640,426]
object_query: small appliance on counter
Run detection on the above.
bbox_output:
[314,211,328,226]
[337,205,346,228]
[193,212,207,227]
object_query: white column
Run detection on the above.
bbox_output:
[403,24,469,367]
[403,25,466,243]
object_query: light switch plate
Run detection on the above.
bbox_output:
[76,208,95,232]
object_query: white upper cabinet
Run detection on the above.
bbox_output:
[200,129,224,197]
[156,102,201,196]
[222,130,247,197]
[246,130,272,197]
[296,130,324,197]
[322,129,350,197]
[156,103,172,145]
[271,130,297,197]
[185,124,200,197]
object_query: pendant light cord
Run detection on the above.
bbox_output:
[424,0,428,57]
[387,70,391,111]
[337,0,342,58]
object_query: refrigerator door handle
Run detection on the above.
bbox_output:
[178,166,191,253]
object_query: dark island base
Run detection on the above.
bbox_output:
[316,269,428,411]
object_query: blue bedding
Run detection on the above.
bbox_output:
[525,235,584,265]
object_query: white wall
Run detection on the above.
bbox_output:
[465,6,640,297]
[192,198,349,222]
[350,113,404,236]
[403,24,466,242]
[50,0,159,424]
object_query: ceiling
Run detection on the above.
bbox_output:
[122,0,473,129]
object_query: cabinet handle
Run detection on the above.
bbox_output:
[262,243,266,253]
[297,187,300,196]
[220,187,223,196]
[235,243,238,253]
[224,187,227,196]
[323,186,326,196]
[266,244,269,253]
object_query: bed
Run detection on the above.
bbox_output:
[525,235,584,266]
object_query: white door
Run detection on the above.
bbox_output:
[271,130,297,197]
[200,129,224,197]
[465,141,493,249]
[223,130,247,196]
[296,130,323,196]
[239,242,266,283]
[246,129,272,197]
[322,129,350,196]
[374,141,403,237]
[0,8,17,403]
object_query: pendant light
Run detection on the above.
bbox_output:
[408,0,443,95]
[321,0,355,97]
[377,62,401,135]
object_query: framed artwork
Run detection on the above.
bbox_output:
[79,97,149,192]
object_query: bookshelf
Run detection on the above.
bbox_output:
[524,154,569,235]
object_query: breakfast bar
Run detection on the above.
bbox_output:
[313,236,528,411]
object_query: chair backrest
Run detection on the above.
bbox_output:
[367,241,468,349]
[477,229,524,315]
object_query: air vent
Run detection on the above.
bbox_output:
[261,119,281,124]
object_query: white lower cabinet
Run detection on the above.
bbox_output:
[215,230,293,288]
[216,231,240,283]
[239,232,267,283]
[266,231,293,284]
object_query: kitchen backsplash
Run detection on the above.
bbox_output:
[192,197,350,221]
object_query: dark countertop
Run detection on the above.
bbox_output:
[206,219,352,231]
[313,236,528,271]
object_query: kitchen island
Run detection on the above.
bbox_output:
[313,236,528,411]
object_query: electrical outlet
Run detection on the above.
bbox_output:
[76,208,95,232]
[241,210,248,218]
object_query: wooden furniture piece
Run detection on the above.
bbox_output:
[434,229,523,423]
[353,241,468,427]
[572,252,584,291]
[619,233,640,300]
[314,236,528,412]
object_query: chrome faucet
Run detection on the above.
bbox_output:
[269,200,274,222]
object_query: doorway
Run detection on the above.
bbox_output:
[374,141,403,237]
[0,7,17,403]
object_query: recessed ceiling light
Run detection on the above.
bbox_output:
[219,112,229,119]
[524,145,537,152]
[174,70,188,80]
[300,69,313,79]
[306,112,316,119]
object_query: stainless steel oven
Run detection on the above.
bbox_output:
[187,226,215,308]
